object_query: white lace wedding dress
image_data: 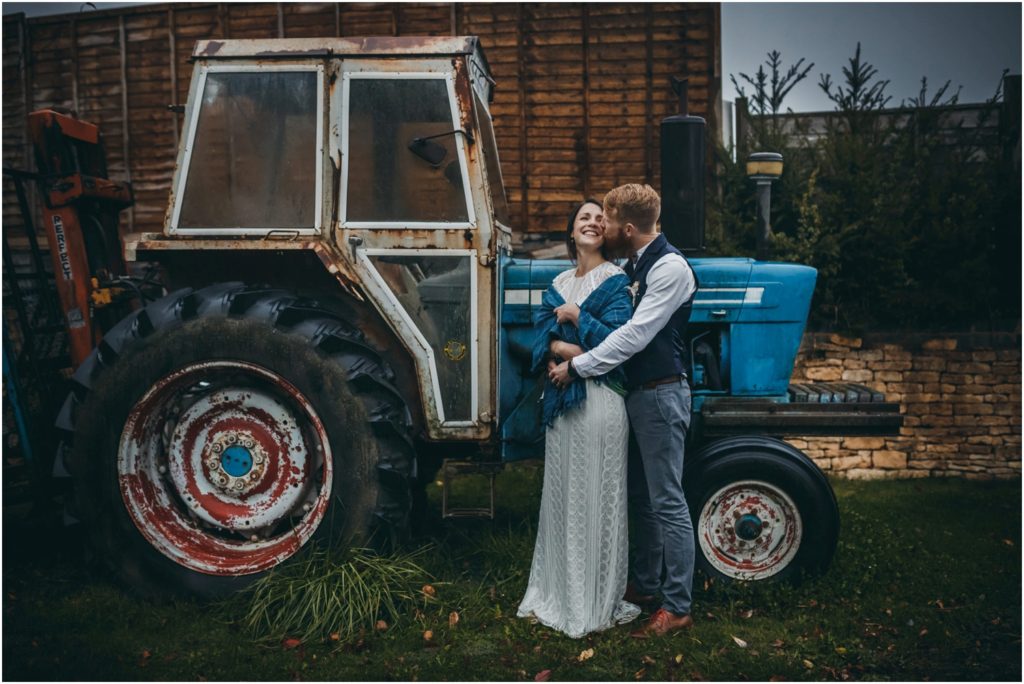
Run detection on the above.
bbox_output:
[517,262,641,638]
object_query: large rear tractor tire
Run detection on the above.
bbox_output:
[685,437,839,584]
[61,284,415,598]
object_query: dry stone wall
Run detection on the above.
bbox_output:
[788,333,1022,480]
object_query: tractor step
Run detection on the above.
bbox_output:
[440,459,504,520]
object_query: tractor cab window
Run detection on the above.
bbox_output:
[345,78,470,224]
[177,70,320,231]
[474,89,510,227]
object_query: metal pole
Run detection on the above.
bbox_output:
[755,180,772,261]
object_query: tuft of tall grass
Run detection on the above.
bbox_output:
[238,546,431,644]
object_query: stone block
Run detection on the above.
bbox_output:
[914,357,947,371]
[922,338,957,351]
[972,351,998,362]
[859,350,884,362]
[876,361,914,371]
[828,333,863,348]
[842,437,886,450]
[897,470,930,479]
[876,371,903,382]
[842,369,873,382]
[873,451,908,469]
[904,371,941,383]
[842,360,866,370]
[833,454,870,470]
[805,366,843,382]
[884,350,913,361]
[908,459,940,469]
[949,362,992,374]
[996,350,1021,362]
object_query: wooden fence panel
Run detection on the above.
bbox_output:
[2,2,720,249]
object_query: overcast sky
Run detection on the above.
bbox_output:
[5,2,1021,112]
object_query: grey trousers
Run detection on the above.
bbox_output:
[625,381,695,616]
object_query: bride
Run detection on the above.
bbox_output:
[517,199,640,638]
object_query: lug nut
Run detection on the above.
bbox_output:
[211,443,223,453]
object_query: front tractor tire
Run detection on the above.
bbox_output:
[685,437,840,584]
[63,284,415,598]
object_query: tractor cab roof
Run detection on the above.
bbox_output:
[192,35,489,65]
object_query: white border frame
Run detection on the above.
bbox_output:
[169,63,325,236]
[339,70,477,230]
[355,248,479,427]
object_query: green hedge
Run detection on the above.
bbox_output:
[707,46,1021,333]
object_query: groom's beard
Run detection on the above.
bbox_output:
[605,234,630,260]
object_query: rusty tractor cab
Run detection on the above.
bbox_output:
[57,37,900,597]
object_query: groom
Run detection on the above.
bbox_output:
[549,184,698,637]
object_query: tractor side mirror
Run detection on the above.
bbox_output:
[408,137,448,168]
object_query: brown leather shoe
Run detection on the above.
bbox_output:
[622,582,658,608]
[629,608,694,638]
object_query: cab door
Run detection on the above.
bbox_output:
[332,57,496,440]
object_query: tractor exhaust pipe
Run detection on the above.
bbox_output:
[660,77,706,254]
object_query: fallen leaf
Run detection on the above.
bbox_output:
[802,659,814,669]
[884,608,892,617]
[329,632,340,642]
[449,611,460,628]
[578,648,595,662]
[731,635,748,648]
[769,676,786,682]
[919,628,928,637]
[642,655,656,665]
[739,609,753,619]
[705,611,717,620]
[634,668,646,680]
[991,617,1002,625]
[1001,539,1013,546]
[422,584,437,597]
[375,620,389,631]
[534,669,551,682]
[141,650,152,660]
[533,645,542,653]
[423,630,434,642]
[282,638,302,650]
[674,653,684,664]
[835,646,847,655]
[771,639,784,649]
[934,599,945,610]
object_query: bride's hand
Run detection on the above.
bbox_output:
[553,302,580,326]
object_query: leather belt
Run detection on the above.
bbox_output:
[637,375,685,390]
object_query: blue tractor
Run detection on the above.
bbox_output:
[47,37,901,596]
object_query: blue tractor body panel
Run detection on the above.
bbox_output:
[497,254,817,462]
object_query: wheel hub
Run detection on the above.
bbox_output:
[698,480,803,581]
[735,513,764,541]
[206,433,267,494]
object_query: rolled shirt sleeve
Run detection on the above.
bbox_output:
[571,254,697,378]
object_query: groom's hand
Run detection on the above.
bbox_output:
[553,302,580,326]
[549,360,574,387]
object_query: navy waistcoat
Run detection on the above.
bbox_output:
[623,233,698,388]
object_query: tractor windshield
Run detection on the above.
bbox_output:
[177,70,320,231]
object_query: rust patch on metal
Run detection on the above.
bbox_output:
[452,57,474,132]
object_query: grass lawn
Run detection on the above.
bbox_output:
[3,468,1020,681]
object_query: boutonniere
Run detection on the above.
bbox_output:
[627,281,640,306]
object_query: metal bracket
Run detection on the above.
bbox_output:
[440,459,503,520]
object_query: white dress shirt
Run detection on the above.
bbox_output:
[572,240,697,378]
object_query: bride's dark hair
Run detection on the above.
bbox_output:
[565,198,606,262]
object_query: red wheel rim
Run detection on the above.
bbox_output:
[118,361,333,576]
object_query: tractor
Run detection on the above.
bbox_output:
[21,37,902,597]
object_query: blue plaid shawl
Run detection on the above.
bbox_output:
[531,271,632,427]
